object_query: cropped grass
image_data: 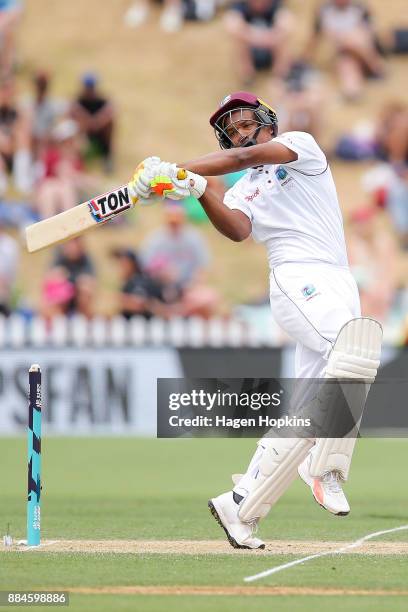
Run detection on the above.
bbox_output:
[1,438,408,610]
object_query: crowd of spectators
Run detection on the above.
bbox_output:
[0,70,115,214]
[0,0,407,343]
[0,1,118,315]
[223,0,388,98]
[42,205,220,321]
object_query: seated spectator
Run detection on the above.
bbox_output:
[375,102,408,164]
[112,248,179,319]
[0,0,23,79]
[144,254,183,305]
[0,78,32,194]
[40,267,75,321]
[0,223,18,315]
[53,236,95,283]
[142,204,209,289]
[70,73,115,173]
[347,206,398,322]
[275,60,326,140]
[145,253,219,318]
[334,120,376,161]
[35,119,98,219]
[334,103,408,162]
[24,71,68,160]
[306,0,385,101]
[49,237,96,318]
[125,0,185,33]
[360,162,395,211]
[74,274,96,319]
[224,0,293,85]
[142,205,220,318]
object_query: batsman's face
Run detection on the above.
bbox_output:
[224,109,272,147]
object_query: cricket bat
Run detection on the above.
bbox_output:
[26,170,187,253]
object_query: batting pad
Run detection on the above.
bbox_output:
[310,317,383,479]
[238,438,313,523]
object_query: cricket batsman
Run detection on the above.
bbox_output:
[129,92,382,549]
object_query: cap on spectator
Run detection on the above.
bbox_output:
[52,119,79,142]
[82,72,98,88]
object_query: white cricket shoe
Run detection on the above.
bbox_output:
[298,456,350,516]
[208,491,265,550]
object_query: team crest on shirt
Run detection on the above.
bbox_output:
[275,165,292,187]
[275,166,288,181]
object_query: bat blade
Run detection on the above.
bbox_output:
[26,184,134,253]
[25,168,187,253]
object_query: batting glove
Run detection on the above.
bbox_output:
[149,162,207,200]
[128,156,162,204]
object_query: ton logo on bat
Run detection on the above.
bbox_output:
[89,186,131,222]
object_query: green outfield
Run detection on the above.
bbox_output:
[1,438,408,611]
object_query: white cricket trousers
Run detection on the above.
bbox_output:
[269,262,361,378]
[233,262,362,502]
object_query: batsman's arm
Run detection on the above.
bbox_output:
[179,140,296,176]
[198,187,251,242]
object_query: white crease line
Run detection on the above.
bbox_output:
[244,525,408,583]
[17,540,58,552]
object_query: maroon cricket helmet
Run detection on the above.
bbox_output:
[209,92,278,149]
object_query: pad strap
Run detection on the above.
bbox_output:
[238,438,313,522]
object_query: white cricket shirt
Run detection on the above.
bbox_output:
[223,131,348,269]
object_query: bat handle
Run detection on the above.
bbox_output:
[130,168,187,204]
